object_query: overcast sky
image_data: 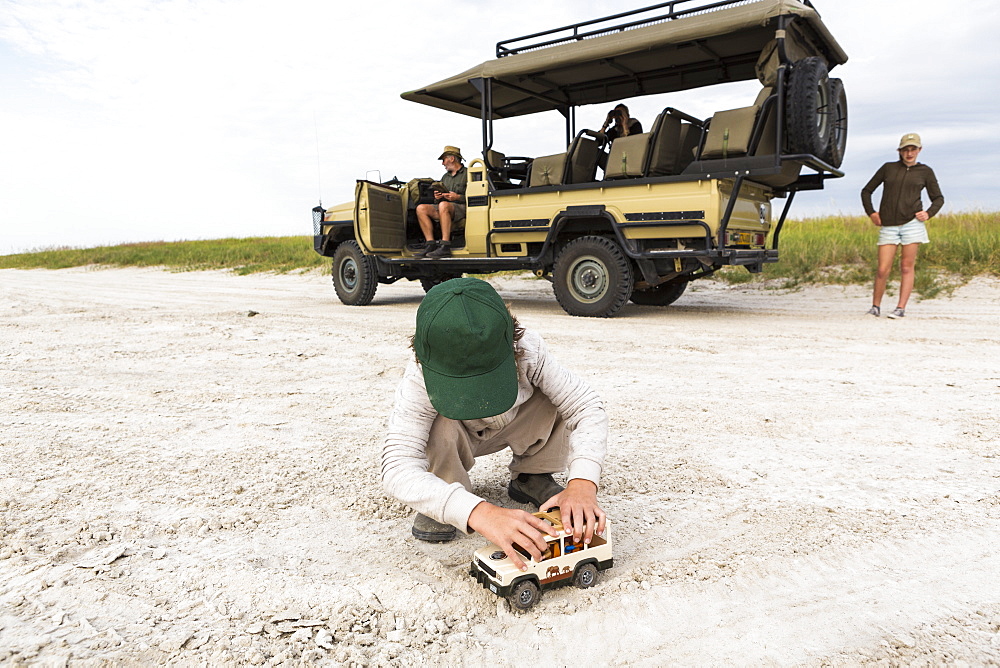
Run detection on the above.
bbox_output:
[2,0,998,254]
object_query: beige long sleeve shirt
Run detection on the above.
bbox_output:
[381,329,607,532]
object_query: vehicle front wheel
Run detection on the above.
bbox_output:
[332,240,378,306]
[552,236,633,317]
[507,580,540,612]
[629,280,688,306]
[574,563,598,589]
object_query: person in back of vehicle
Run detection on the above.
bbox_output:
[861,132,944,319]
[381,277,608,571]
[414,146,467,259]
[597,104,643,171]
[600,104,643,143]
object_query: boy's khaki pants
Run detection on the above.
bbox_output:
[424,389,570,491]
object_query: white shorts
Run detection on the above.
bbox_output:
[878,219,929,246]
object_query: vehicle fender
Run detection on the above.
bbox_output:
[541,206,635,263]
[510,573,540,586]
[315,220,355,258]
[508,573,541,593]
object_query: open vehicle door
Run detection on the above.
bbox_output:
[354,181,405,253]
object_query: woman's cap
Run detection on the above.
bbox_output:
[414,277,517,420]
[898,133,922,149]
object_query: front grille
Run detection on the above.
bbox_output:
[476,558,496,579]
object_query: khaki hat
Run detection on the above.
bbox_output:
[437,145,464,161]
[898,133,922,149]
[414,278,517,420]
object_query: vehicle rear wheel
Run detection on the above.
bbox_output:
[785,56,831,157]
[332,240,378,306]
[823,77,848,168]
[629,280,688,306]
[574,563,598,589]
[507,580,540,612]
[420,273,463,293]
[552,236,633,317]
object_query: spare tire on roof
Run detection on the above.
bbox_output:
[785,56,832,157]
[823,77,848,168]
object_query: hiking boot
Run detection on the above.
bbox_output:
[507,473,564,508]
[412,240,439,258]
[866,305,880,317]
[425,241,452,258]
[887,307,905,319]
[411,513,456,542]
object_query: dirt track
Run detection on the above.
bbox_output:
[1,267,999,666]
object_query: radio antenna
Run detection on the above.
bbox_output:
[313,111,323,208]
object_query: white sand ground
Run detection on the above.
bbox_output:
[1,267,998,666]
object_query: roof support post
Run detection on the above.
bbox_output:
[557,106,576,147]
[471,77,496,168]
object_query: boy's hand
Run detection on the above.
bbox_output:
[540,479,606,546]
[468,502,559,571]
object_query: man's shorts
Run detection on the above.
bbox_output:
[878,219,929,246]
[431,201,466,227]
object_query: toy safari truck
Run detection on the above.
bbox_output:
[312,0,848,317]
[470,509,613,611]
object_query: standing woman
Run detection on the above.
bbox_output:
[861,133,944,318]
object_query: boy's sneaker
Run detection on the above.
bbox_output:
[887,307,905,319]
[426,241,452,258]
[412,240,439,258]
[866,305,880,317]
[508,473,564,508]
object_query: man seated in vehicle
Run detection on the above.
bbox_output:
[382,278,609,571]
[414,146,467,258]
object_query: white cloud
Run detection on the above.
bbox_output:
[1,0,998,253]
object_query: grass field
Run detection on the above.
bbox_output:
[716,210,1000,297]
[0,236,325,275]
[2,211,997,298]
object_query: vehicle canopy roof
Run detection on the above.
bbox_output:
[401,0,847,119]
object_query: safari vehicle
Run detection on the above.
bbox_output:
[312,0,848,317]
[469,509,613,612]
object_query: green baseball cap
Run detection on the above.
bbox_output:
[414,277,518,420]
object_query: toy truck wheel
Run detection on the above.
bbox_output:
[507,579,540,612]
[332,241,378,306]
[785,56,832,157]
[574,562,598,589]
[552,236,634,318]
[629,280,687,306]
